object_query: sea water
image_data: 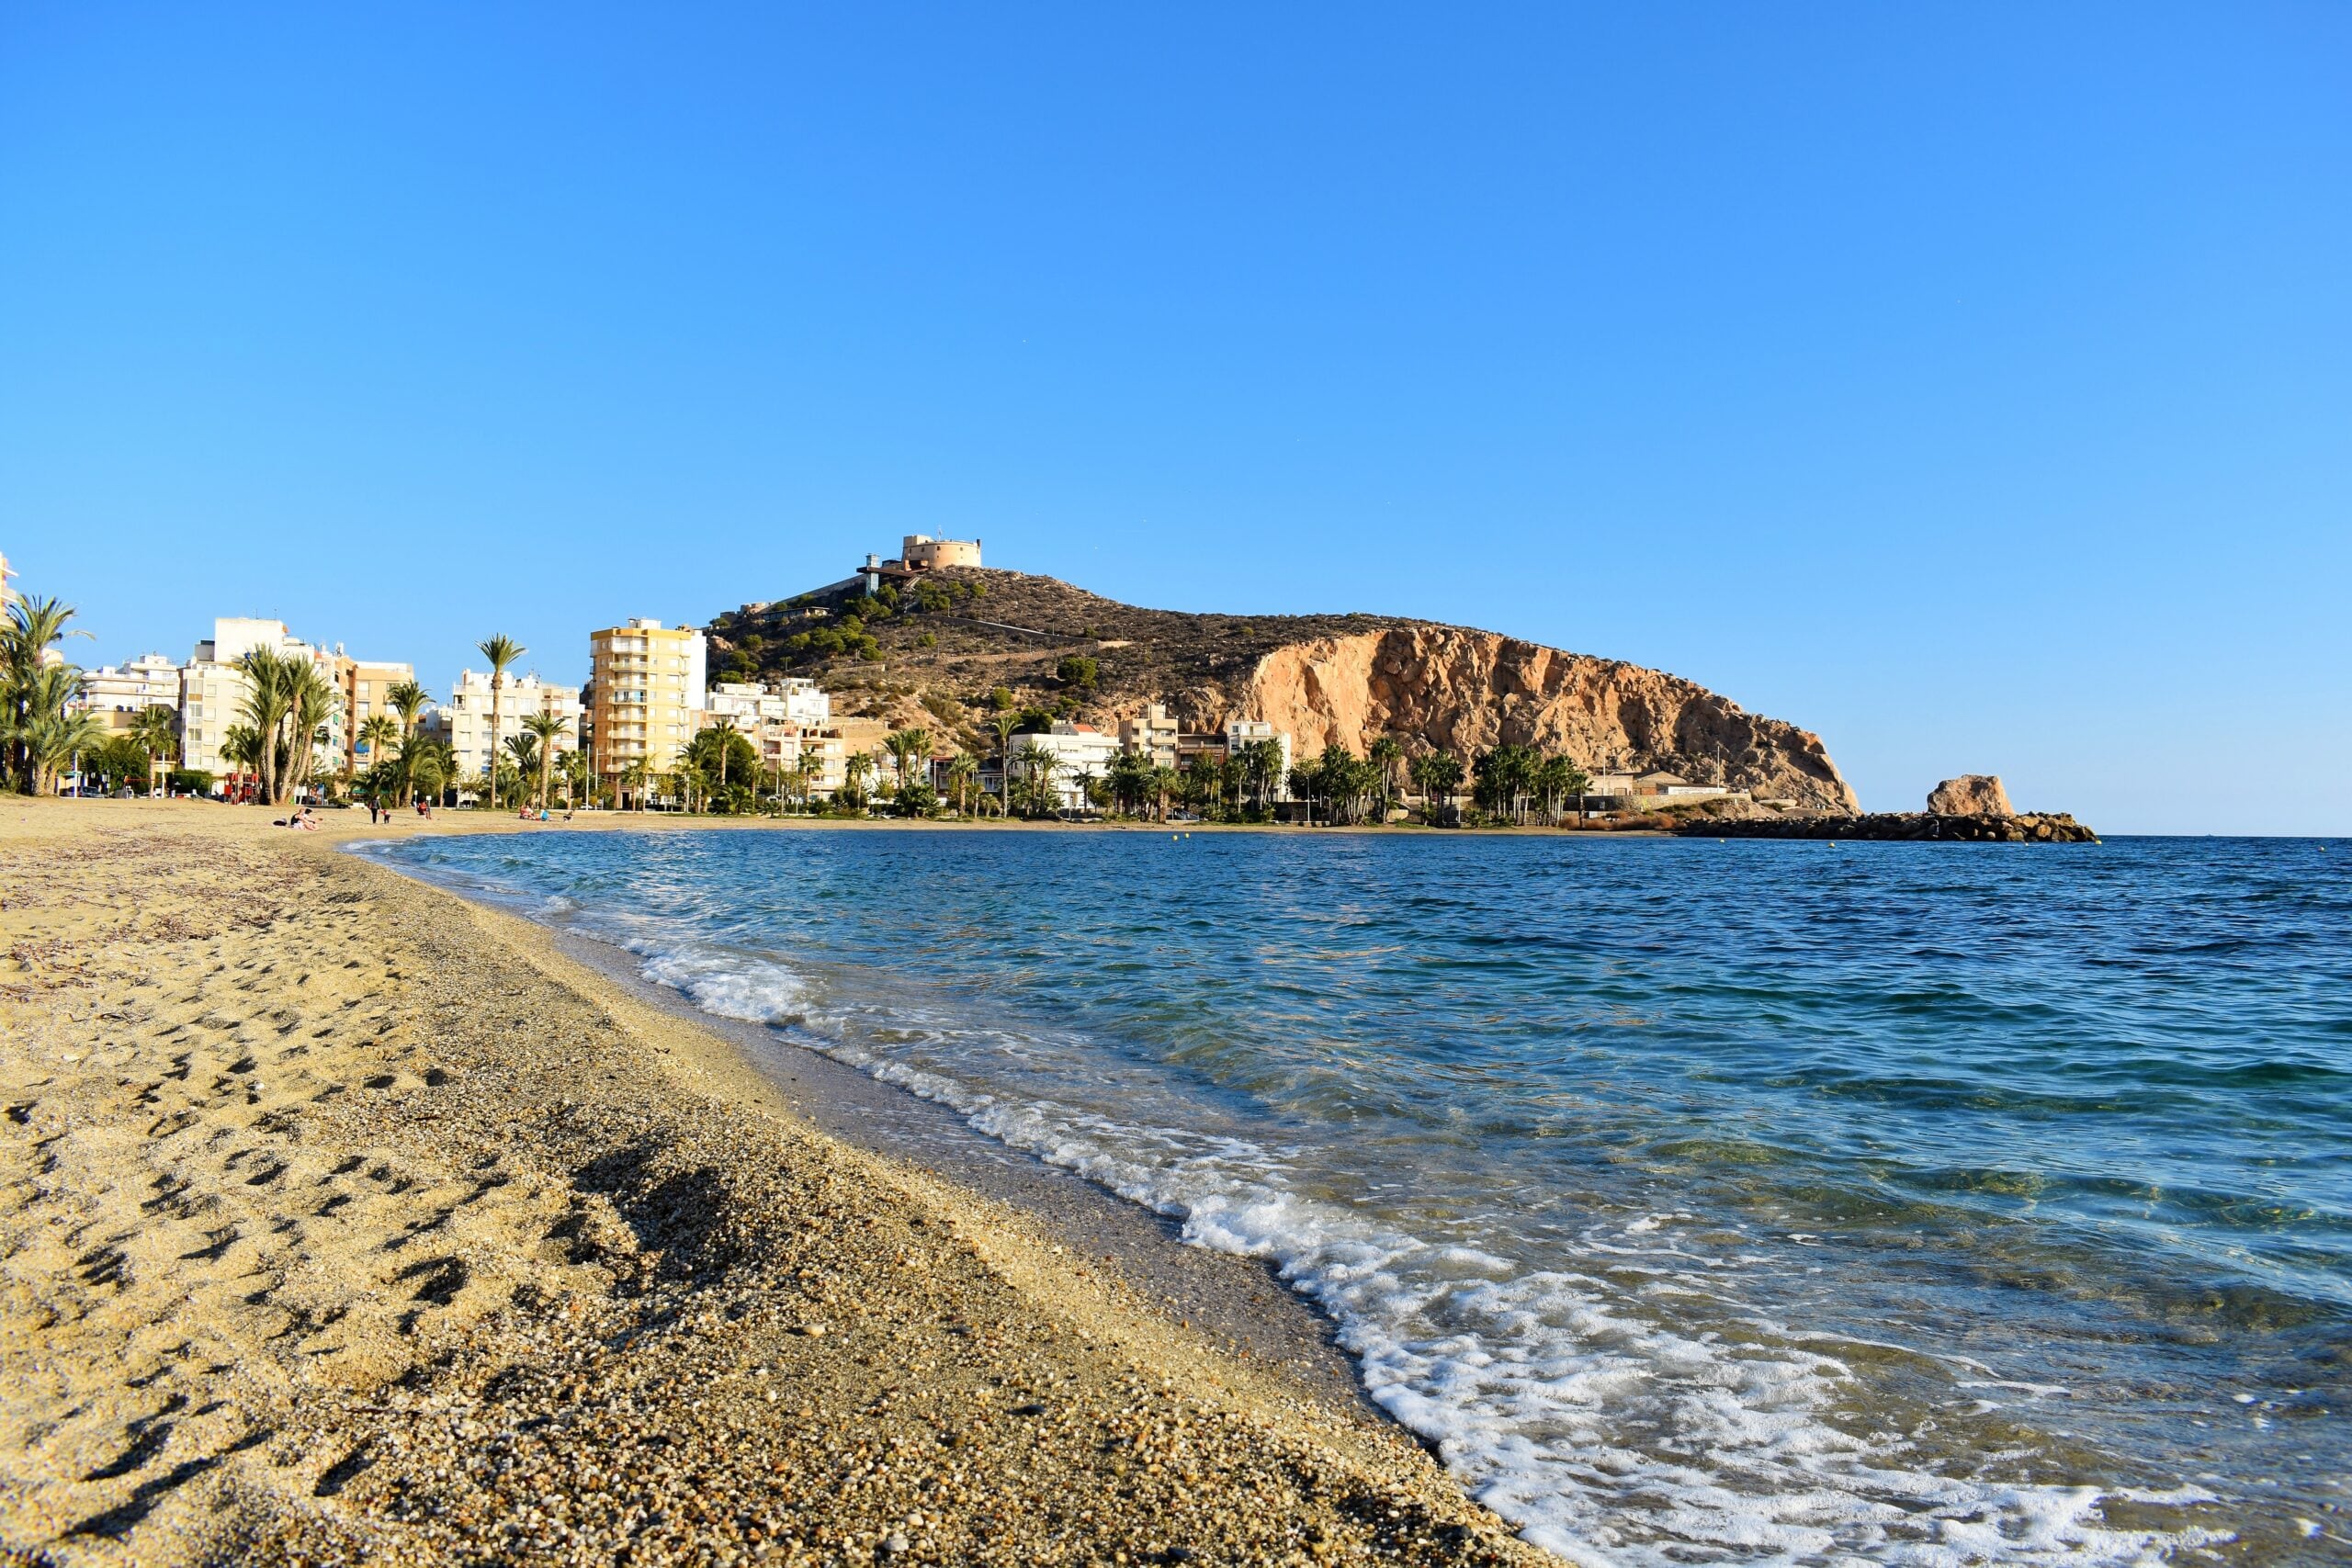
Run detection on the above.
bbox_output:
[356,829,2351,1565]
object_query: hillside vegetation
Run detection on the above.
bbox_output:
[705,568,1860,814]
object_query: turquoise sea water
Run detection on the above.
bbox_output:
[359,829,2351,1565]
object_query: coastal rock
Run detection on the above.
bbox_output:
[1927,775,2014,817]
[1242,627,1861,815]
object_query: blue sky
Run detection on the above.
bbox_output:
[3,5,2346,832]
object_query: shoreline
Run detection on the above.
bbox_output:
[0,799,1548,1566]
[528,907,1385,1425]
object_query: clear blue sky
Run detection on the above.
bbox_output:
[4,6,2346,833]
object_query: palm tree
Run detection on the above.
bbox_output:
[220,723,263,799]
[886,727,933,802]
[232,648,295,804]
[382,680,428,804]
[1411,752,1464,825]
[1368,737,1404,822]
[560,747,594,809]
[1012,741,1059,818]
[3,596,89,793]
[522,711,569,812]
[503,733,540,807]
[619,758,649,811]
[946,751,978,816]
[475,634,526,805]
[358,712,401,767]
[405,736,456,807]
[989,712,1020,813]
[128,703,179,796]
[9,666,102,795]
[842,750,873,810]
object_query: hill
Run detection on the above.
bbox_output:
[705,568,1860,814]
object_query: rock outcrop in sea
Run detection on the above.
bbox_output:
[1927,774,2015,817]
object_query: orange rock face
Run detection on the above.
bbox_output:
[1230,627,1860,815]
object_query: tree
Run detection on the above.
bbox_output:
[385,680,430,804]
[784,748,816,811]
[988,712,1021,814]
[1056,655,1098,691]
[522,711,571,812]
[1410,752,1464,825]
[560,747,594,809]
[3,596,91,794]
[684,727,759,812]
[1106,749,1157,818]
[886,727,933,802]
[357,713,402,775]
[219,723,263,798]
[841,750,873,810]
[475,634,526,803]
[1367,736,1404,822]
[1533,755,1592,824]
[1473,744,1542,825]
[1238,739,1285,816]
[128,704,179,796]
[619,758,649,811]
[234,647,337,805]
[945,752,978,817]
[83,733,151,794]
[504,733,540,805]
[1182,754,1224,821]
[1012,741,1059,818]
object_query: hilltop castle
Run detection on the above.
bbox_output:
[858,534,980,594]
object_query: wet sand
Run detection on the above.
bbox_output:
[0,799,1548,1567]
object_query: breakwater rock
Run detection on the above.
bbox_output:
[1681,811,2098,843]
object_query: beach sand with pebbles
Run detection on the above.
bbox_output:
[0,800,1547,1568]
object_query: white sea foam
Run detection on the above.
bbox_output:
[620,931,2218,1566]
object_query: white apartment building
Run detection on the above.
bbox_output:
[1225,719,1294,800]
[178,618,341,781]
[702,677,831,731]
[75,653,182,735]
[1004,723,1120,813]
[446,670,582,784]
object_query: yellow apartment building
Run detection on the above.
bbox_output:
[341,658,415,772]
[587,618,707,804]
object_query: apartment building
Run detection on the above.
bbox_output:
[177,617,331,780]
[1117,703,1181,769]
[702,677,831,731]
[1006,723,1120,813]
[342,659,416,770]
[1225,719,1294,800]
[446,669,582,784]
[587,619,707,803]
[75,653,182,735]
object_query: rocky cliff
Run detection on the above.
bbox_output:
[1237,627,1859,814]
[708,569,1861,815]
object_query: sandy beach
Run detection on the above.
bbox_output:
[0,799,1548,1567]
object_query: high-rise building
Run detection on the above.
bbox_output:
[587,619,707,804]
